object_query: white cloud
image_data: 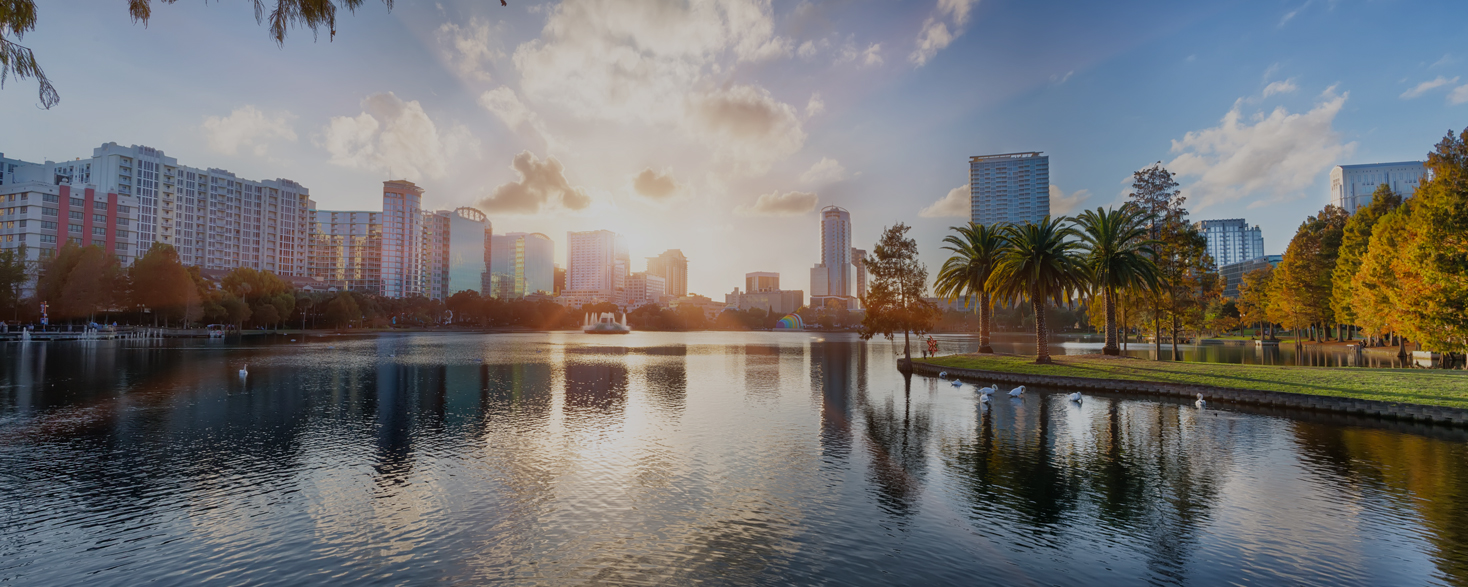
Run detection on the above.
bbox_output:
[839,42,883,67]
[477,87,558,149]
[1451,85,1468,105]
[686,84,806,176]
[1279,0,1310,27]
[805,92,825,117]
[1166,87,1355,210]
[1051,70,1074,84]
[1400,76,1460,99]
[1431,54,1455,69]
[1048,185,1091,215]
[437,18,502,82]
[477,151,591,214]
[909,0,979,66]
[201,106,297,157]
[736,190,817,216]
[1262,78,1298,98]
[918,184,969,218]
[799,157,845,185]
[797,39,823,59]
[322,92,477,181]
[631,167,680,201]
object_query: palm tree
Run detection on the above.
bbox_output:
[1075,205,1160,356]
[935,222,1005,353]
[988,217,1088,364]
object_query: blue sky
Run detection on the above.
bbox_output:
[4,0,1466,296]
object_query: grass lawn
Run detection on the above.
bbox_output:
[922,354,1468,410]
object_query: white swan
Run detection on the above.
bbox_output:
[1195,393,1206,408]
[1068,392,1083,402]
[238,365,249,379]
[950,379,963,387]
[939,371,949,379]
[978,386,996,395]
[1008,386,1026,397]
[979,394,990,404]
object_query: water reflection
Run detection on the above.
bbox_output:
[0,333,1464,586]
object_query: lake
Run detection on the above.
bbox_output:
[1,332,1465,585]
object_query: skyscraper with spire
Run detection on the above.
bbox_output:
[810,205,857,309]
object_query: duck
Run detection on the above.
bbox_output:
[238,365,249,379]
[977,386,996,395]
[939,371,948,379]
[1068,392,1083,402]
[1195,393,1207,409]
[1008,385,1026,397]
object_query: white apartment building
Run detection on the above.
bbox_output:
[565,230,629,306]
[308,209,383,293]
[971,152,1050,226]
[1330,161,1429,214]
[627,272,667,308]
[1196,219,1265,267]
[380,180,425,298]
[0,178,142,297]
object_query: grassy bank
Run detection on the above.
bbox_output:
[922,354,1468,410]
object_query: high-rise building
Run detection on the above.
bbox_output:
[810,205,855,308]
[488,232,554,299]
[380,180,424,298]
[0,179,142,296]
[442,207,490,295]
[851,248,867,302]
[646,249,689,297]
[1220,255,1282,299]
[422,211,452,300]
[1196,219,1265,267]
[564,230,628,306]
[746,272,779,292]
[627,272,667,308]
[726,288,804,316]
[970,152,1050,226]
[308,209,383,293]
[1330,161,1429,214]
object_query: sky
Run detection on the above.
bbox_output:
[5,0,1468,297]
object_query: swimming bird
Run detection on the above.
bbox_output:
[978,386,996,395]
[1195,393,1207,408]
[950,379,963,387]
[1008,386,1026,397]
[939,371,948,379]
[239,365,248,379]
[1068,392,1083,402]
[979,394,990,404]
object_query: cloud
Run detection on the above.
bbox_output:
[477,151,591,214]
[1048,185,1091,215]
[631,167,680,201]
[1279,0,1310,27]
[477,86,558,149]
[437,18,502,82]
[910,0,979,66]
[1166,87,1355,210]
[1431,54,1455,69]
[686,84,806,175]
[1401,76,1460,99]
[1451,85,1468,105]
[736,190,818,216]
[799,157,845,185]
[838,42,883,66]
[1050,70,1074,84]
[918,184,969,218]
[805,92,825,117]
[201,106,297,157]
[1262,78,1298,98]
[322,92,477,181]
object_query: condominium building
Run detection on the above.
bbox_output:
[422,211,452,300]
[444,207,490,295]
[308,209,383,293]
[970,152,1049,226]
[380,180,424,298]
[646,249,689,298]
[627,272,667,308]
[1330,161,1429,214]
[0,179,141,296]
[564,230,629,306]
[488,232,554,299]
[810,205,856,309]
[851,248,867,301]
[746,272,779,292]
[1220,255,1282,299]
[1196,219,1265,267]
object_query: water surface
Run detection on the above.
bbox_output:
[1,332,1464,585]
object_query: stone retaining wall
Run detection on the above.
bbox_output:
[904,359,1468,427]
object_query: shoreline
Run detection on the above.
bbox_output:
[910,354,1468,427]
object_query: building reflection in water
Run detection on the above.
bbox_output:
[639,345,687,417]
[811,340,857,463]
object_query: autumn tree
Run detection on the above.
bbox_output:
[859,223,938,363]
[1271,205,1349,343]
[1237,267,1275,339]
[1351,202,1413,352]
[129,243,200,327]
[35,243,123,323]
[222,267,295,329]
[1331,184,1402,337]
[1127,162,1189,357]
[1393,127,1468,354]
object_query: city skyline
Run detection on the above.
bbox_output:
[2,1,1467,297]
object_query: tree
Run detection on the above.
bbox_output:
[35,242,122,323]
[323,291,360,328]
[1127,162,1187,357]
[987,217,1087,364]
[4,0,440,109]
[129,243,198,327]
[1393,127,1468,354]
[1272,205,1349,343]
[0,245,27,319]
[934,222,1004,353]
[1157,223,1218,357]
[859,223,938,363]
[1237,267,1274,339]
[1074,205,1160,355]
[1331,184,1402,333]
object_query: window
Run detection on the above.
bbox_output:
[70,197,83,206]
[42,194,59,203]
[68,211,83,220]
[41,221,57,230]
[68,224,81,233]
[42,208,57,217]
[118,206,131,214]
[117,218,129,226]
[92,227,106,236]
[40,234,56,244]
[93,214,106,223]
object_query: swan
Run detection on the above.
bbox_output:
[939,371,948,379]
[950,379,963,387]
[979,394,990,404]
[1008,386,1026,397]
[1068,392,1083,402]
[238,365,248,379]
[1195,393,1206,408]
[978,386,996,395]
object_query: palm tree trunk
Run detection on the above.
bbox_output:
[979,291,993,353]
[1034,298,1051,364]
[1103,288,1119,356]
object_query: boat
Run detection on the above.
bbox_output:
[583,312,632,335]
